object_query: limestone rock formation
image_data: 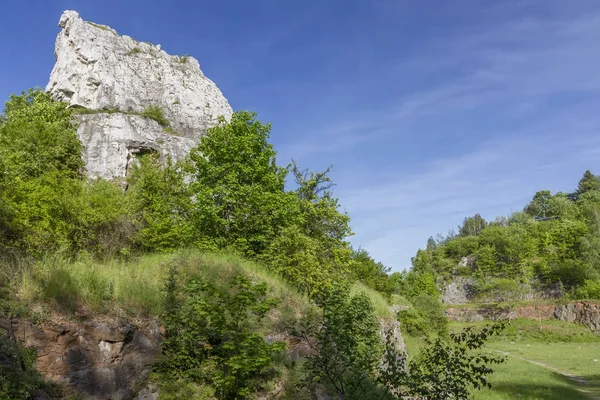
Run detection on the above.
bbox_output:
[46,10,232,179]
[2,315,161,400]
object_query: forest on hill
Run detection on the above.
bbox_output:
[0,90,508,400]
[407,170,600,302]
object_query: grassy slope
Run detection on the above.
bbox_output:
[403,320,600,399]
[11,249,393,322]
[15,250,312,320]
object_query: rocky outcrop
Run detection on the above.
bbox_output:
[445,303,556,323]
[554,302,600,331]
[46,10,232,179]
[446,301,600,331]
[440,277,477,305]
[3,315,161,400]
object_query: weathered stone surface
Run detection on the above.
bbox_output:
[440,277,476,305]
[554,302,600,331]
[46,10,232,179]
[5,316,161,400]
[445,303,556,322]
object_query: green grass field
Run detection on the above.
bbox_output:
[404,320,600,399]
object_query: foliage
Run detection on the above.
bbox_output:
[574,279,600,299]
[379,323,506,400]
[408,170,600,298]
[301,284,383,399]
[126,47,142,56]
[141,105,170,128]
[0,332,51,399]
[157,271,285,399]
[459,214,487,237]
[189,111,294,256]
[397,294,448,337]
[126,155,193,252]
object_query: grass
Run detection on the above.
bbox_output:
[127,47,142,56]
[71,106,177,132]
[473,356,594,400]
[350,282,394,319]
[140,105,171,128]
[18,250,313,322]
[402,320,600,399]
[85,21,116,34]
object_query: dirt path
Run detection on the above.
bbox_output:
[493,349,600,400]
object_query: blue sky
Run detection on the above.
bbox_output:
[2,0,600,271]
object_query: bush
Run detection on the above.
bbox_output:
[397,294,448,337]
[301,285,383,399]
[574,279,600,299]
[379,323,506,399]
[156,270,286,399]
[141,105,170,127]
[0,332,52,399]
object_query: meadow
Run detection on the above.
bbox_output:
[404,319,600,399]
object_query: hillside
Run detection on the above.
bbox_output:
[404,170,600,304]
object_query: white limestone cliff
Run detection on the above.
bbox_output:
[46,10,232,179]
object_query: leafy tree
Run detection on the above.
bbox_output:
[290,161,352,248]
[0,89,85,254]
[575,170,600,199]
[397,294,448,337]
[262,225,337,298]
[263,162,355,297]
[458,214,487,237]
[0,89,83,181]
[189,112,295,256]
[301,285,382,399]
[126,155,193,252]
[524,190,552,219]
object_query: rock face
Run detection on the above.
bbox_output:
[446,301,600,332]
[46,10,232,179]
[554,302,600,331]
[4,315,161,400]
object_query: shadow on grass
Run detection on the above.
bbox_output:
[491,372,599,400]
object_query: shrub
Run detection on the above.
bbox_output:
[397,294,448,337]
[141,106,170,128]
[0,332,52,399]
[301,285,383,399]
[127,47,142,56]
[156,270,285,399]
[574,279,600,299]
[379,323,506,399]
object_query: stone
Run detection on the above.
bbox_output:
[46,10,232,179]
[8,316,161,400]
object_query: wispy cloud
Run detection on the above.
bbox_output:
[276,3,600,270]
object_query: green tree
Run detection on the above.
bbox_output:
[458,214,487,237]
[189,112,295,256]
[301,285,382,399]
[263,162,355,297]
[575,170,600,199]
[524,190,552,219]
[126,155,193,252]
[0,89,85,254]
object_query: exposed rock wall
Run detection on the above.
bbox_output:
[554,302,600,331]
[46,10,233,179]
[3,315,161,400]
[445,303,556,322]
[446,301,600,331]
